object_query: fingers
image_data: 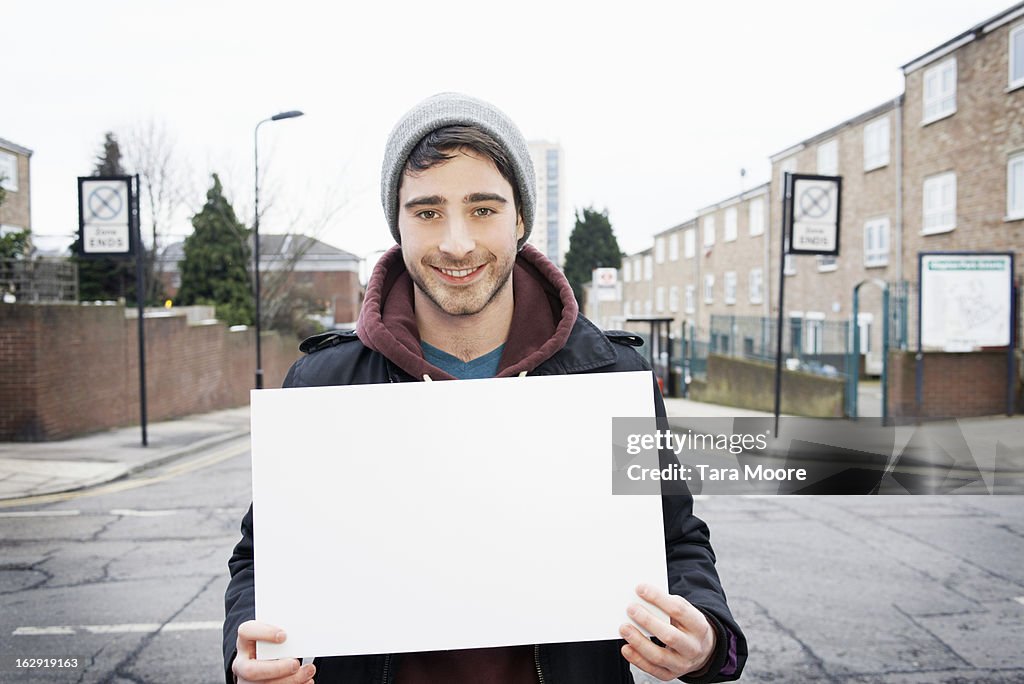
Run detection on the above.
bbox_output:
[238,620,288,645]
[619,621,689,679]
[233,621,316,683]
[620,642,681,682]
[635,583,707,633]
[625,601,700,658]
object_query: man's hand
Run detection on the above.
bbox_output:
[232,620,315,684]
[619,584,717,682]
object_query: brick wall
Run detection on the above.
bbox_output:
[887,350,1022,418]
[0,303,302,441]
[901,19,1024,320]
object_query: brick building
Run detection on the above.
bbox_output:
[158,233,362,327]
[0,137,32,242]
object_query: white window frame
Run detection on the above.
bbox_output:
[749,268,763,304]
[923,171,957,234]
[656,286,665,312]
[655,237,665,264]
[684,229,696,258]
[703,215,716,247]
[805,316,825,355]
[703,274,714,304]
[922,57,957,124]
[668,233,679,261]
[1010,24,1024,91]
[864,217,890,267]
[643,255,653,281]
[624,301,631,317]
[863,116,890,171]
[685,285,695,314]
[724,207,738,242]
[817,255,838,272]
[748,197,765,236]
[622,260,631,283]
[645,299,652,315]
[669,285,679,313]
[724,271,737,305]
[817,139,838,176]
[0,151,17,192]
[1008,152,1024,220]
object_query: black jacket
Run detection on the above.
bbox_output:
[224,316,747,683]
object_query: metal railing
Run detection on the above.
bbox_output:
[0,258,79,303]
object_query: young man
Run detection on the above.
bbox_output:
[224,92,747,683]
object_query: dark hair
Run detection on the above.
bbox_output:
[404,125,521,216]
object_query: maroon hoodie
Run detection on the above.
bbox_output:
[356,243,579,380]
[355,243,579,683]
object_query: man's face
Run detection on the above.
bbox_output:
[397,148,525,316]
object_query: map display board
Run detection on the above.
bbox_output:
[919,253,1013,351]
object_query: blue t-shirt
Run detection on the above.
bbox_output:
[421,341,505,379]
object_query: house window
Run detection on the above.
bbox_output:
[668,233,679,261]
[724,271,737,305]
[748,197,765,236]
[863,116,890,171]
[669,286,679,313]
[923,172,956,234]
[685,285,695,314]
[1008,152,1024,219]
[644,255,653,280]
[624,301,631,317]
[749,268,763,303]
[864,217,890,267]
[724,207,738,242]
[622,260,631,283]
[655,237,665,264]
[656,286,665,312]
[817,140,838,176]
[1010,24,1024,90]
[704,274,714,303]
[645,299,653,315]
[923,57,956,123]
[817,255,837,272]
[805,317,824,355]
[0,152,17,192]
[684,229,696,258]
[703,215,716,246]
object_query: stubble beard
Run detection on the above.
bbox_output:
[406,251,516,316]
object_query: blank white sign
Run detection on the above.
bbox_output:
[250,370,668,660]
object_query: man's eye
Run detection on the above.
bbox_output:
[417,210,438,220]
[473,207,494,217]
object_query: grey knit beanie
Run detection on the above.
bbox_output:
[380,92,536,250]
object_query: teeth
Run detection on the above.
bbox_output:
[439,267,477,277]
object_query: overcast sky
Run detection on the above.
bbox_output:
[6,0,1016,261]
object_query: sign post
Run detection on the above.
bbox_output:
[77,175,148,446]
[773,173,842,435]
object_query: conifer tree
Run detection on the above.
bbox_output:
[176,174,254,326]
[562,206,623,306]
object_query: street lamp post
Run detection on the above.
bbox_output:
[253,109,304,389]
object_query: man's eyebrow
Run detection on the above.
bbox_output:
[465,192,508,204]
[403,195,447,209]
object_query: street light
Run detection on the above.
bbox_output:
[253,109,304,390]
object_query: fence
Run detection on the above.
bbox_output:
[0,258,78,303]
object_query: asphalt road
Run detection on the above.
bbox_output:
[1,437,1022,683]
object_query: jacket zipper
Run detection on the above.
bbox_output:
[381,654,392,684]
[534,645,546,683]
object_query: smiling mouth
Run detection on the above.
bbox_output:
[432,264,486,282]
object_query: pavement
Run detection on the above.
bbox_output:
[0,396,1022,503]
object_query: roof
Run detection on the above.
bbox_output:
[653,217,698,238]
[697,182,771,216]
[901,1,1024,74]
[159,234,359,263]
[768,97,901,163]
[0,137,33,157]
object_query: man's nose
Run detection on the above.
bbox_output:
[438,214,475,259]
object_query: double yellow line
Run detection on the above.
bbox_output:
[0,438,250,509]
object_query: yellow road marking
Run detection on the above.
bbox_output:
[0,439,250,509]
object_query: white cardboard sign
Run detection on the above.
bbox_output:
[250,370,668,660]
